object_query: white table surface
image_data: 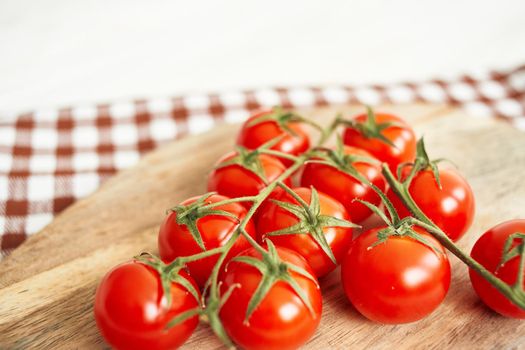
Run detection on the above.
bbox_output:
[1,0,524,120]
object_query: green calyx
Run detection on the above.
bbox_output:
[163,289,238,348]
[412,138,442,188]
[499,232,525,266]
[341,106,399,148]
[357,199,441,256]
[498,232,525,290]
[134,251,239,344]
[369,220,442,256]
[247,106,322,137]
[167,278,240,348]
[264,184,358,265]
[308,136,379,177]
[216,134,293,183]
[215,146,269,184]
[400,138,455,189]
[170,192,240,251]
[134,252,201,313]
[229,240,319,324]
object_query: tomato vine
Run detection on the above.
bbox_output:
[97,107,525,349]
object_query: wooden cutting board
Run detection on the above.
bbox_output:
[1,104,525,350]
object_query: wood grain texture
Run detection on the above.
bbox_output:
[1,104,525,349]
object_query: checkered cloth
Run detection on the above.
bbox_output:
[1,65,524,258]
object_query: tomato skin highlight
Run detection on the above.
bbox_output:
[387,168,475,241]
[158,194,256,288]
[207,151,292,204]
[343,113,416,171]
[94,261,199,350]
[300,146,386,223]
[220,247,322,350]
[469,219,525,319]
[236,110,310,166]
[341,227,451,324]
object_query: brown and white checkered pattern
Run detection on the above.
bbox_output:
[1,65,524,258]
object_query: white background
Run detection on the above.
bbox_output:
[1,0,524,119]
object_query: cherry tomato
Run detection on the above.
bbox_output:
[341,226,451,324]
[158,194,256,287]
[94,260,199,350]
[343,112,416,171]
[469,219,525,318]
[300,146,386,223]
[387,167,475,241]
[257,187,353,277]
[236,109,310,166]
[207,151,291,204]
[220,246,322,350]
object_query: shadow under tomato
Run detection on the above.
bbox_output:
[317,266,371,323]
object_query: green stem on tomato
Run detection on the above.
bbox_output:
[206,148,311,300]
[514,244,525,291]
[401,162,419,186]
[382,163,525,310]
[176,112,525,347]
[258,149,300,162]
[161,111,525,347]
[332,163,401,226]
[276,181,316,222]
[171,246,226,265]
[195,125,336,345]
[202,195,257,209]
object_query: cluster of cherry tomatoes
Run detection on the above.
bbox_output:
[93,108,525,350]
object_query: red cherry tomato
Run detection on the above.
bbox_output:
[158,194,256,287]
[341,226,451,324]
[300,146,386,223]
[236,110,310,166]
[343,112,416,171]
[220,246,322,350]
[257,187,353,277]
[94,261,199,350]
[387,167,475,241]
[207,151,291,204]
[469,219,525,318]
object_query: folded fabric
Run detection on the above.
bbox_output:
[1,65,524,258]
